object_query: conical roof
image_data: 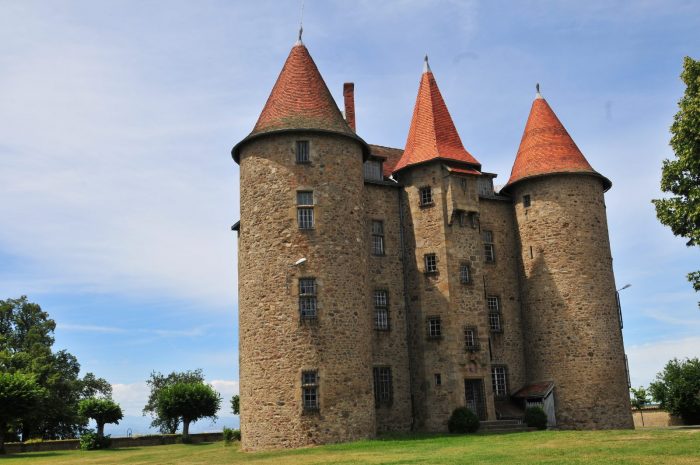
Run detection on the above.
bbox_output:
[393,58,480,173]
[233,42,367,162]
[502,92,610,193]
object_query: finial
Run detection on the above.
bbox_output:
[423,54,431,73]
[535,82,543,99]
[296,0,304,45]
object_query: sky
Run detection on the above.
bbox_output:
[1,0,699,435]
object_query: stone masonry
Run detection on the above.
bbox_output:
[232,41,633,450]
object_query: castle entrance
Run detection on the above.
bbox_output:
[464,379,487,420]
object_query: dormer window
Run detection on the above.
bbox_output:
[363,159,383,181]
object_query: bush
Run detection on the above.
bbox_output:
[448,407,480,434]
[523,406,548,430]
[79,431,112,450]
[223,427,241,445]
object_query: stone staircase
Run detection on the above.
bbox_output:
[479,419,531,433]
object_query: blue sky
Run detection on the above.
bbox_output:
[1,0,698,435]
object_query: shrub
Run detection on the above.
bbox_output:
[223,427,241,445]
[523,406,548,430]
[79,431,112,450]
[448,407,480,434]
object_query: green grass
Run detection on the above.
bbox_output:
[2,430,699,465]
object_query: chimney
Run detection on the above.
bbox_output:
[343,82,355,132]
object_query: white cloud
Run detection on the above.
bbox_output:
[627,336,700,388]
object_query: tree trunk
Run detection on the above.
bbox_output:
[0,423,6,455]
[640,410,645,427]
[97,423,104,439]
[182,419,190,439]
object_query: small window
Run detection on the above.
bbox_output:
[296,140,310,163]
[299,278,317,320]
[301,370,319,410]
[523,194,531,208]
[374,290,389,331]
[427,316,442,339]
[424,253,438,274]
[363,159,383,181]
[457,210,468,227]
[491,366,508,398]
[487,296,502,332]
[434,373,442,386]
[419,186,433,206]
[459,263,471,284]
[373,367,392,406]
[371,220,385,256]
[483,230,495,263]
[297,191,314,229]
[464,326,479,352]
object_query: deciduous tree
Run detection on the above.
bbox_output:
[78,398,123,439]
[156,382,221,440]
[630,387,650,426]
[143,369,205,433]
[0,373,45,453]
[652,56,700,305]
[649,357,700,425]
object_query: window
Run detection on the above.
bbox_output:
[297,191,314,229]
[523,194,531,208]
[483,230,495,263]
[460,178,467,192]
[464,326,479,352]
[296,140,310,163]
[419,186,433,206]
[434,373,442,386]
[424,253,437,274]
[373,367,392,406]
[374,290,389,330]
[299,278,317,320]
[363,159,383,181]
[371,221,385,256]
[491,366,508,398]
[302,370,319,410]
[427,316,442,339]
[459,263,471,284]
[487,296,502,332]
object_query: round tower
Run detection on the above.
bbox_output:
[502,89,633,429]
[232,40,375,450]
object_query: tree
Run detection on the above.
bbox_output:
[0,373,45,454]
[649,357,700,425]
[156,382,221,440]
[0,296,112,439]
[630,387,650,426]
[78,398,123,439]
[652,56,700,305]
[231,394,239,415]
[143,369,205,433]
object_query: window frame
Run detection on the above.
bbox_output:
[464,326,479,352]
[426,316,442,339]
[419,186,434,206]
[459,263,471,284]
[491,365,508,399]
[487,295,502,333]
[372,366,393,407]
[301,370,319,411]
[371,220,385,256]
[523,194,531,208]
[363,159,383,181]
[299,278,317,321]
[424,253,438,274]
[296,191,314,230]
[295,140,310,164]
[373,290,389,331]
[483,230,495,263]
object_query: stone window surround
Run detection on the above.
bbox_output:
[464,326,480,352]
[424,253,438,274]
[299,277,317,321]
[491,365,508,399]
[301,370,319,411]
[374,289,389,331]
[523,193,531,208]
[371,220,385,256]
[373,366,393,407]
[295,140,310,164]
[419,185,434,207]
[426,315,442,339]
[434,373,442,386]
[296,190,314,230]
[459,262,471,284]
[483,229,495,263]
[487,295,502,333]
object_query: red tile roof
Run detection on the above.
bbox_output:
[369,144,403,178]
[393,68,480,173]
[445,165,481,176]
[513,381,554,399]
[503,95,610,193]
[233,43,367,162]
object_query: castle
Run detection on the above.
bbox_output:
[231,37,634,451]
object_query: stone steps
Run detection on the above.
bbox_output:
[479,419,532,433]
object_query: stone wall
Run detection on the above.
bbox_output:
[364,182,413,432]
[238,132,375,450]
[632,408,684,428]
[512,174,633,429]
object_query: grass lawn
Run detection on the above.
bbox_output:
[2,429,699,465]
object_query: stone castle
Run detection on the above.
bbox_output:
[231,38,633,451]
